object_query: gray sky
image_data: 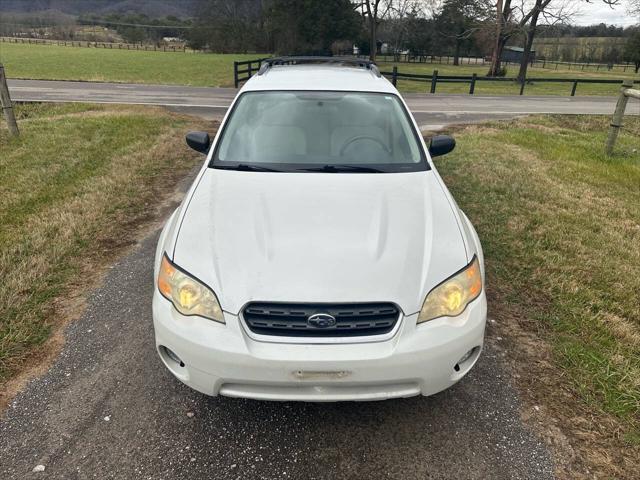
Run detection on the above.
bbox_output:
[573,0,639,26]
[426,0,639,27]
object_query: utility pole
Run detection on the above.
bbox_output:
[0,64,19,137]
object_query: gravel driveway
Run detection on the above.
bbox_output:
[0,227,555,479]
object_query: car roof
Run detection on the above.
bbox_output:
[240,64,397,94]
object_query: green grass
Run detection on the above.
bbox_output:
[1,42,637,95]
[436,115,640,439]
[0,43,262,87]
[0,103,203,385]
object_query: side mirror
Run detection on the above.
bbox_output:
[186,131,211,154]
[428,135,456,157]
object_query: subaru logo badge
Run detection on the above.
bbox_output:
[307,313,336,328]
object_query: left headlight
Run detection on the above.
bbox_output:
[157,254,225,323]
[417,255,482,323]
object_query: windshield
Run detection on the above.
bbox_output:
[212,91,427,173]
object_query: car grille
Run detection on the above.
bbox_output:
[242,302,400,337]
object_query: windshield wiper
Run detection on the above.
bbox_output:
[214,163,282,172]
[296,164,384,173]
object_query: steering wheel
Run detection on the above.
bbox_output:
[339,135,390,156]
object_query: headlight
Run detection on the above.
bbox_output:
[417,255,482,323]
[157,254,225,323]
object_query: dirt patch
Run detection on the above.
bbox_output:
[491,302,640,479]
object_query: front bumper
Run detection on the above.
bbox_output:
[152,292,487,401]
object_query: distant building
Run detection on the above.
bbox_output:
[502,46,536,63]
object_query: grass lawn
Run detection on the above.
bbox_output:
[436,115,640,475]
[1,43,637,96]
[0,103,206,390]
[0,43,262,87]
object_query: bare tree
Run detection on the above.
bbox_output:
[516,0,576,82]
[487,0,621,77]
[357,1,394,60]
[384,0,425,60]
[487,0,551,76]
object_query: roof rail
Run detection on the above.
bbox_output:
[257,56,381,78]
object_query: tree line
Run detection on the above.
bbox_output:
[0,11,193,44]
[77,13,193,44]
[187,0,639,74]
[2,0,639,73]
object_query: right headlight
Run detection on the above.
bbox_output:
[417,255,482,323]
[157,254,225,323]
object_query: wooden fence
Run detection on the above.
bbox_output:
[336,51,636,72]
[233,58,269,87]
[5,37,637,73]
[0,64,19,136]
[337,52,486,65]
[530,59,638,73]
[385,67,636,96]
[0,36,188,52]
[605,80,640,155]
[234,58,637,96]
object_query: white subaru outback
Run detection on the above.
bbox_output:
[153,57,487,401]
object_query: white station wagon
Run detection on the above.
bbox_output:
[153,57,487,401]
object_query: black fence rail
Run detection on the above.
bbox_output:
[233,58,269,87]
[6,36,637,73]
[380,67,640,97]
[397,53,485,65]
[385,66,636,96]
[530,59,637,73]
[335,51,636,72]
[232,58,635,96]
[335,51,486,65]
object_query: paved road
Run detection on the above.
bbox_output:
[8,78,639,129]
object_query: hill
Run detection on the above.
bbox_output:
[0,0,196,18]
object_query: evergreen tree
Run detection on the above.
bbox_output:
[435,0,489,65]
[624,29,640,73]
[268,0,360,55]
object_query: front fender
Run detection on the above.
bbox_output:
[459,210,485,283]
[154,208,180,280]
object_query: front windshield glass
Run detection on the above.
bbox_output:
[212,91,427,173]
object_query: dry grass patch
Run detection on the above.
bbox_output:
[0,103,213,395]
[434,115,640,478]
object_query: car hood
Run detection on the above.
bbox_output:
[173,169,468,315]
